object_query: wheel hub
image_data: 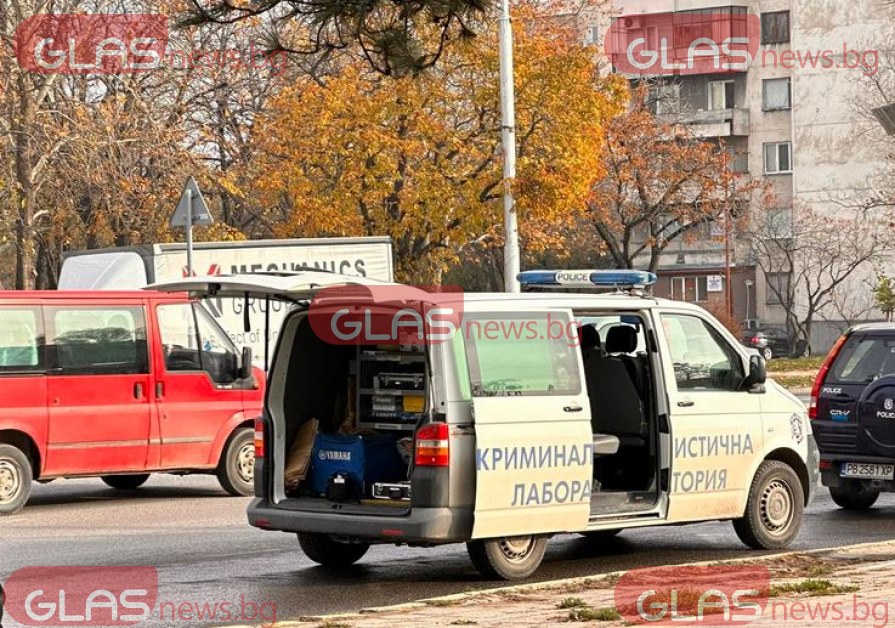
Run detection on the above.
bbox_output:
[760,479,793,532]
[498,536,534,562]
[236,444,255,483]
[0,460,21,503]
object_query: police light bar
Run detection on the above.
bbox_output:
[518,270,658,289]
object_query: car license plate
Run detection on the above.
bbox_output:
[840,462,895,480]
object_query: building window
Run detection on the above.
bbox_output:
[648,83,681,115]
[708,80,735,110]
[761,11,790,45]
[763,78,791,111]
[766,272,790,305]
[670,276,709,303]
[764,141,792,174]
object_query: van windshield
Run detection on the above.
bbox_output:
[829,334,895,384]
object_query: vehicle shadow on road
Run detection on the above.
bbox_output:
[24,484,237,509]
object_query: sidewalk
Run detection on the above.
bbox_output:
[267,540,895,627]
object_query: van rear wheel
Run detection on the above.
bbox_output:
[830,483,880,510]
[297,532,370,567]
[733,460,804,550]
[217,428,255,496]
[466,535,548,580]
[101,474,150,490]
[0,444,32,516]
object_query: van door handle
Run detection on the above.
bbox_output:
[156,382,164,399]
[677,398,695,408]
[134,383,144,400]
[564,403,584,413]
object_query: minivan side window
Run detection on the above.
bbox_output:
[662,314,744,391]
[48,306,148,375]
[463,313,581,397]
[0,308,42,372]
[157,303,239,385]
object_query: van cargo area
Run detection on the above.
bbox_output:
[272,315,431,516]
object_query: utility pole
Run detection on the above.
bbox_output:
[499,0,520,293]
[725,208,733,319]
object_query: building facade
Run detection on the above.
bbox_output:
[594,0,889,352]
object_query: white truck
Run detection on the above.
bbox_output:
[58,237,395,366]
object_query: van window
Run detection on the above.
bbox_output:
[157,303,239,385]
[0,308,42,372]
[48,306,148,375]
[661,314,744,391]
[463,313,581,397]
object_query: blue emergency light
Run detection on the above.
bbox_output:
[518,270,658,290]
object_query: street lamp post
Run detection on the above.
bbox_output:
[498,0,521,293]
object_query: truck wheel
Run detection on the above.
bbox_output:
[101,474,150,490]
[733,460,804,550]
[466,536,548,580]
[297,532,370,567]
[830,483,880,510]
[0,444,32,516]
[217,428,255,496]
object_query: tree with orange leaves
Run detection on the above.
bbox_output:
[588,97,761,273]
[245,1,626,281]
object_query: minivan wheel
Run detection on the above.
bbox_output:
[733,460,804,550]
[297,532,370,567]
[466,535,548,580]
[217,428,255,496]
[830,483,880,510]
[0,444,32,516]
[762,347,773,361]
[101,474,150,490]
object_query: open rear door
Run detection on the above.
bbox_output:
[462,309,593,539]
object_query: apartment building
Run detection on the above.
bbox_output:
[594,0,889,352]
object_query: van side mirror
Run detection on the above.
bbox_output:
[239,347,253,381]
[745,354,767,389]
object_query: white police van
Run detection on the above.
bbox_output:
[152,269,818,580]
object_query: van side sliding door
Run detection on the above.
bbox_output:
[462,309,592,539]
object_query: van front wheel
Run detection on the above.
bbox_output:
[0,444,32,516]
[466,536,548,580]
[297,532,370,567]
[733,460,804,550]
[217,428,255,496]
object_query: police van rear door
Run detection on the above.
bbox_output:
[461,308,593,539]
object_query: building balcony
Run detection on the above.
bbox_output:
[673,107,751,138]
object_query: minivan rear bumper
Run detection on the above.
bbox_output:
[247,499,474,544]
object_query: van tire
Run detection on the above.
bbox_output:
[297,532,370,566]
[217,428,255,496]
[733,460,804,550]
[830,484,880,510]
[101,474,150,490]
[466,536,548,580]
[0,444,32,516]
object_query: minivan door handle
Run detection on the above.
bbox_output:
[677,398,695,408]
[563,403,584,413]
[134,383,144,400]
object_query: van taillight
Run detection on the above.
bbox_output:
[809,334,847,420]
[415,423,449,467]
[254,418,265,457]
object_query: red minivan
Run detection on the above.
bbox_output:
[0,290,265,515]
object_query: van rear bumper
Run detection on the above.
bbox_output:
[247,499,473,544]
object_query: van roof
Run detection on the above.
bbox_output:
[0,290,188,301]
[440,291,704,313]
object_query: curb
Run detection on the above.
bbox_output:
[265,539,895,627]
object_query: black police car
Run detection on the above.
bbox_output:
[810,323,895,509]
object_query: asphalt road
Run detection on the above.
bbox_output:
[3,473,895,627]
